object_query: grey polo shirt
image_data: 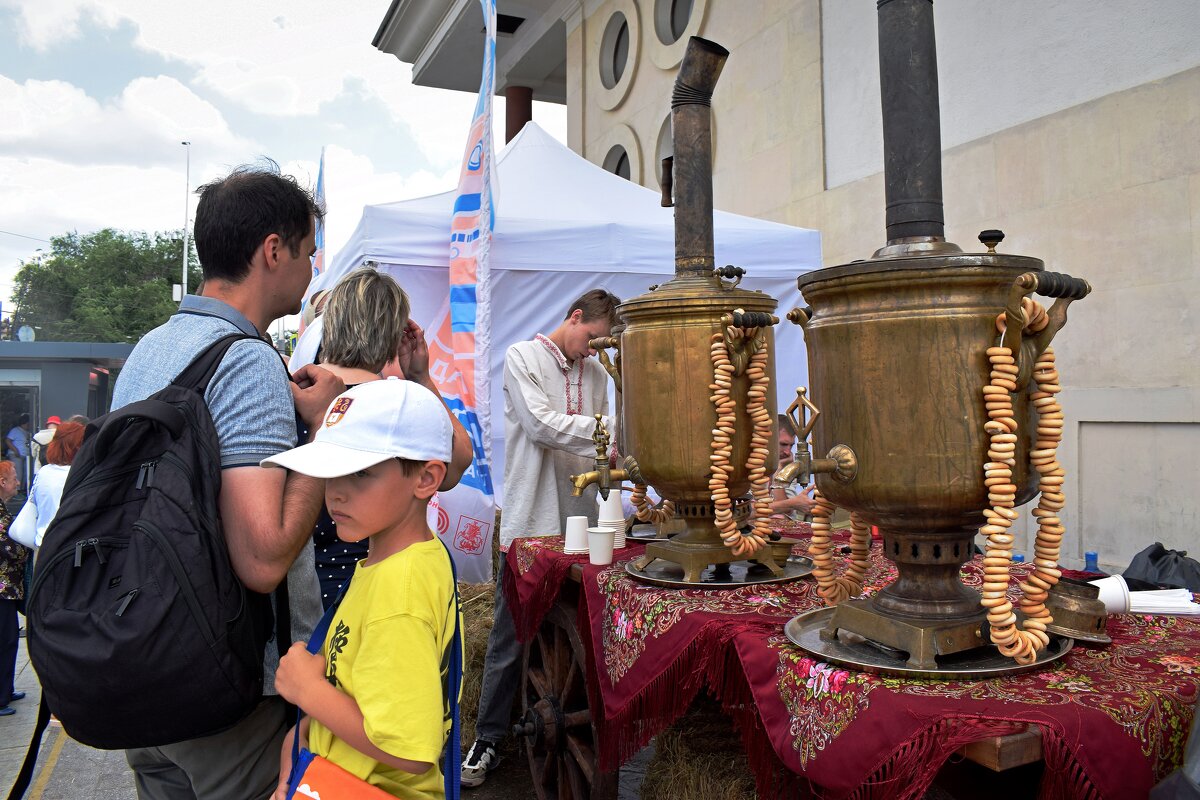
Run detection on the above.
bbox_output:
[112,294,321,693]
[113,295,295,467]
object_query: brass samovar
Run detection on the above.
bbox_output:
[783,0,1090,675]
[572,37,807,587]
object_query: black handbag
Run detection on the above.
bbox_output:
[1122,542,1200,593]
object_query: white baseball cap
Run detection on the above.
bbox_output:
[261,378,453,478]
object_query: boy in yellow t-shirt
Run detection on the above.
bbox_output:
[264,379,463,799]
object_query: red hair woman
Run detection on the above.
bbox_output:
[9,421,84,551]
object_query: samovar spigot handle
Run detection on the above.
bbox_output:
[781,387,858,487]
[569,415,627,498]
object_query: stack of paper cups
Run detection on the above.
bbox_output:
[563,516,589,554]
[597,489,626,549]
[1088,574,1131,614]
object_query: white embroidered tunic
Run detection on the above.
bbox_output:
[499,336,614,548]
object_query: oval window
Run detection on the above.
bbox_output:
[655,0,694,46]
[600,13,630,90]
[603,145,632,181]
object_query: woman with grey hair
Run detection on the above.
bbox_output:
[304,268,473,606]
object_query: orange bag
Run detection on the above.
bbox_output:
[288,750,396,799]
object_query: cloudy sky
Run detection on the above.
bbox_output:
[0,0,566,310]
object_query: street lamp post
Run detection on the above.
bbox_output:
[181,141,191,298]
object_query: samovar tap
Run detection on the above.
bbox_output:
[568,414,628,499]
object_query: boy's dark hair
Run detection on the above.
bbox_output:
[397,458,423,478]
[193,160,325,284]
[565,289,621,324]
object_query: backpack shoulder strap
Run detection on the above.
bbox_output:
[172,333,278,396]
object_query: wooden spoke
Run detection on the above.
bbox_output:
[561,654,579,698]
[563,709,591,729]
[536,629,554,687]
[527,666,551,701]
[565,733,597,784]
[541,748,556,789]
[557,758,570,800]
[564,749,589,799]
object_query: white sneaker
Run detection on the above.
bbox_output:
[460,739,500,788]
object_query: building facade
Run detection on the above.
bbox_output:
[376,0,1200,569]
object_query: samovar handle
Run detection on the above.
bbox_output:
[786,306,813,327]
[1000,271,1091,388]
[588,336,621,392]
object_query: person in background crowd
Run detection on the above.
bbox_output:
[0,461,29,717]
[303,268,472,608]
[461,288,619,788]
[30,415,60,474]
[10,421,85,551]
[770,414,815,520]
[5,414,31,493]
[112,161,344,800]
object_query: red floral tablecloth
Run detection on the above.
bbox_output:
[504,530,1200,799]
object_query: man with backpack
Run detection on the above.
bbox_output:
[88,163,342,799]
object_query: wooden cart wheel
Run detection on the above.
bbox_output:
[514,603,616,800]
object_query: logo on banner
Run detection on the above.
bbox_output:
[454,515,490,555]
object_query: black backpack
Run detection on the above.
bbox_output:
[27,334,281,749]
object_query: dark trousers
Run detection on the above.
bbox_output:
[125,697,288,800]
[0,598,18,706]
[475,550,523,744]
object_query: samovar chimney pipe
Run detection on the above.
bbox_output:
[878,0,944,244]
[671,36,728,277]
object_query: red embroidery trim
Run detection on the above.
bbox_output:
[535,334,585,415]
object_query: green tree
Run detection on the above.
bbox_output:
[10,229,201,343]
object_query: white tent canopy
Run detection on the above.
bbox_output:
[306,121,822,505]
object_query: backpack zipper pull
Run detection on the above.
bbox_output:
[115,588,139,617]
[73,540,85,567]
[145,460,157,488]
[136,463,147,490]
[89,538,106,565]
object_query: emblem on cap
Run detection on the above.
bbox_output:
[325,397,353,427]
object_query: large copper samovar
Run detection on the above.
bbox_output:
[785,0,1089,672]
[574,38,801,586]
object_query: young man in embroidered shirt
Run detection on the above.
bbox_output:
[269,379,461,799]
[461,288,619,788]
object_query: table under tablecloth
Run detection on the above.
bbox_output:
[503,529,1200,799]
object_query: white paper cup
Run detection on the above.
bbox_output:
[564,516,590,554]
[598,490,624,523]
[588,526,616,565]
[1088,574,1131,614]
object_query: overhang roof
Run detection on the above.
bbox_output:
[0,341,135,370]
[374,0,568,103]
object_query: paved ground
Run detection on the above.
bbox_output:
[0,641,646,800]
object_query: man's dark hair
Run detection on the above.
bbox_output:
[565,289,621,324]
[193,159,325,283]
[17,413,29,426]
[778,413,797,437]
